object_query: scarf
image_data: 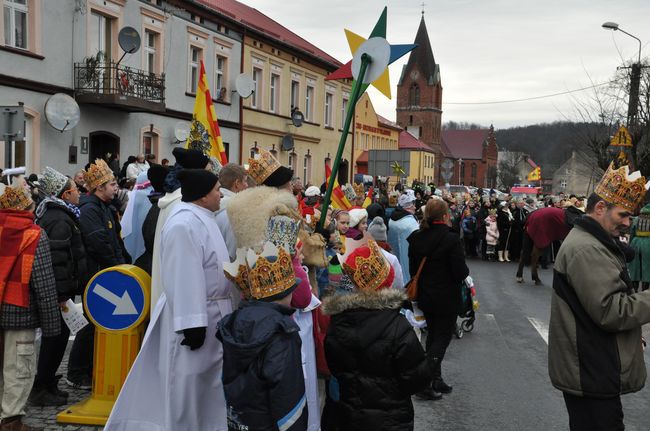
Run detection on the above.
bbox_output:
[0,210,42,307]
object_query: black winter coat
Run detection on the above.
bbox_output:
[134,195,161,275]
[78,194,126,277]
[35,198,88,300]
[322,289,430,431]
[217,301,308,431]
[407,224,470,315]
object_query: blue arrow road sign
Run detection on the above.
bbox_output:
[86,270,146,331]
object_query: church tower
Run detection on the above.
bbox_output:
[396,15,443,182]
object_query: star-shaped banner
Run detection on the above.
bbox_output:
[325,7,417,99]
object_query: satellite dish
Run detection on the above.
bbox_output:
[235,74,255,98]
[174,121,190,142]
[118,26,141,53]
[44,93,80,132]
[291,109,304,127]
[281,134,294,152]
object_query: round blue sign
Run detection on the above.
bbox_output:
[86,270,146,331]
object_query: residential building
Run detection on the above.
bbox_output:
[395,15,442,183]
[353,93,400,175]
[0,0,242,175]
[441,126,498,188]
[552,150,602,195]
[399,130,436,185]
[195,0,353,187]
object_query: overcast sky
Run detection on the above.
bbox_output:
[244,0,650,129]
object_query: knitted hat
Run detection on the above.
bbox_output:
[177,169,218,202]
[304,185,321,197]
[398,189,416,208]
[348,208,368,228]
[147,164,169,194]
[172,147,210,169]
[367,216,387,242]
[40,166,69,197]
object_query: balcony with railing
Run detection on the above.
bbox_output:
[74,61,165,112]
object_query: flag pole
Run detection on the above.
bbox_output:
[318,53,371,229]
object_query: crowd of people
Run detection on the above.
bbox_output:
[2,149,650,430]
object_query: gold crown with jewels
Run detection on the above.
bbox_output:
[84,159,114,190]
[0,181,33,210]
[341,239,390,291]
[223,249,251,299]
[353,182,365,199]
[595,162,650,213]
[248,148,281,185]
[246,242,297,300]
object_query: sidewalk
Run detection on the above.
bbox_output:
[24,340,103,431]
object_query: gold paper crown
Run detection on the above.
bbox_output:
[341,239,390,291]
[594,162,650,212]
[246,242,297,300]
[84,159,114,190]
[353,182,365,199]
[248,148,281,185]
[0,182,33,211]
[223,249,251,298]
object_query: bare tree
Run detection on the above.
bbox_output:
[497,151,528,189]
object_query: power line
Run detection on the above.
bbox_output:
[445,80,621,105]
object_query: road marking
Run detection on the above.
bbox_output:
[528,317,549,345]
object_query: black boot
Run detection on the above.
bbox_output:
[28,387,67,407]
[415,387,442,400]
[432,357,453,394]
[49,375,69,398]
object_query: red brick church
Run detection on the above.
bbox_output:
[396,14,498,188]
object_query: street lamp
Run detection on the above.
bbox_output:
[602,21,643,129]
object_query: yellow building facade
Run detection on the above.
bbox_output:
[241,35,352,187]
[353,93,401,176]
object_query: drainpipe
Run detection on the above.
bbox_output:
[238,28,246,165]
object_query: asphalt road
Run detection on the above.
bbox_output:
[413,258,650,431]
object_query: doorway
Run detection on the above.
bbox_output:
[89,131,120,166]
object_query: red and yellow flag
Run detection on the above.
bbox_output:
[186,60,227,166]
[325,163,352,210]
[362,186,373,208]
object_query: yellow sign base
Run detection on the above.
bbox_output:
[56,397,116,426]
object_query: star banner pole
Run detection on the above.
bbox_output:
[318,7,417,228]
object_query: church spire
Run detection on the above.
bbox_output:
[405,15,438,86]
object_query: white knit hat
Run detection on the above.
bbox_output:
[304,185,321,197]
[348,208,368,228]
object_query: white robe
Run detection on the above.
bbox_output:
[105,202,232,431]
[149,188,182,315]
[294,294,321,431]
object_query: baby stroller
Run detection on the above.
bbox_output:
[455,276,479,339]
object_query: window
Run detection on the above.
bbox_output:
[215,55,227,101]
[290,80,300,111]
[561,179,567,189]
[303,154,312,184]
[89,11,113,59]
[341,98,348,129]
[460,162,465,181]
[188,46,202,93]
[305,86,314,121]
[270,73,279,113]
[4,0,28,49]
[142,131,159,158]
[144,30,158,75]
[409,84,420,106]
[251,67,262,108]
[288,151,296,172]
[324,92,333,127]
[471,163,477,180]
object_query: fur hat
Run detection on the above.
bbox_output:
[348,208,368,228]
[40,167,69,197]
[367,216,387,242]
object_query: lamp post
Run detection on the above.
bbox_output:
[602,22,643,129]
